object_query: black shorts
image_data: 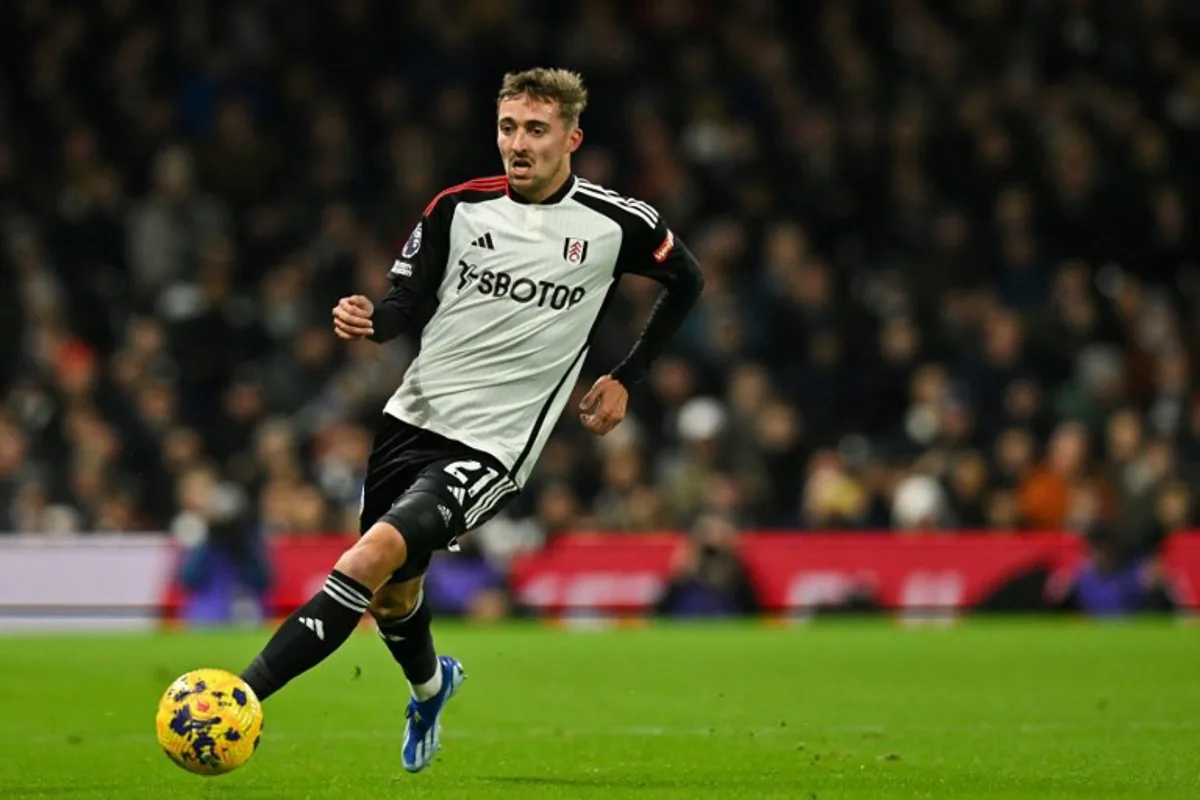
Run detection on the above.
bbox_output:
[360,415,519,584]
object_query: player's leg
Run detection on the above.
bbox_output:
[370,576,441,699]
[364,481,466,773]
[370,574,467,772]
[239,415,422,703]
[238,522,409,702]
[375,458,517,772]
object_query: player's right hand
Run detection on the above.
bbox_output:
[332,295,374,340]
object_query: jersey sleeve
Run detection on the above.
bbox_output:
[368,198,453,343]
[610,215,705,386]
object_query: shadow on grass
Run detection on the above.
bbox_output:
[474,775,811,790]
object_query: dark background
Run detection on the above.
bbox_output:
[0,1,1197,578]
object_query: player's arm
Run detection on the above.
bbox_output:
[579,218,704,435]
[609,222,704,388]
[332,202,450,343]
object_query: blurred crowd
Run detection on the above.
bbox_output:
[1,0,1199,607]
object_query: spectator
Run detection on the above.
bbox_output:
[125,145,229,302]
[0,1,1193,603]
[171,463,269,625]
[0,416,29,531]
[892,471,951,532]
[1048,522,1178,617]
[655,513,759,619]
[1019,421,1091,530]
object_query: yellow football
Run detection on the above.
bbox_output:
[155,668,263,775]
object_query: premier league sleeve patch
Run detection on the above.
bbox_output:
[401,221,423,259]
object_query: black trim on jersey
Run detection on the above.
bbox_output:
[574,179,659,229]
[609,240,703,386]
[571,190,705,386]
[506,173,576,205]
[509,344,589,479]
[369,181,506,344]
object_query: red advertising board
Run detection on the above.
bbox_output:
[507,532,1200,615]
[1161,535,1200,607]
[158,532,1200,618]
[509,534,680,614]
[161,535,356,619]
[736,533,1080,612]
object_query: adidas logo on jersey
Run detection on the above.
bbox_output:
[299,616,325,640]
[438,505,454,525]
[470,232,496,250]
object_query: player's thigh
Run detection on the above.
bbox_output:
[357,430,433,584]
[424,455,520,540]
[359,427,517,585]
[376,457,518,581]
[359,419,423,536]
[372,473,459,585]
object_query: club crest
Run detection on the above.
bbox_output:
[562,237,589,265]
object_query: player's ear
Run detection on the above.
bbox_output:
[567,125,583,153]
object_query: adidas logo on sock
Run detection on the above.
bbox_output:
[299,616,325,640]
[470,232,495,250]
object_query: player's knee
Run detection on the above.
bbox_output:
[378,490,452,563]
[335,523,409,589]
[368,581,423,622]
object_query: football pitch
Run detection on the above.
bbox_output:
[0,619,1196,799]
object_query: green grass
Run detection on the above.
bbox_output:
[0,619,1197,799]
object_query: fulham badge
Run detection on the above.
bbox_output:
[563,237,589,265]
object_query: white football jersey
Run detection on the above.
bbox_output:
[375,173,700,487]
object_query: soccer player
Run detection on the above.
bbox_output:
[238,67,704,772]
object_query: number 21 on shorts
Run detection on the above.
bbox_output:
[443,460,499,498]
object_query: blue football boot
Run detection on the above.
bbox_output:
[402,656,466,773]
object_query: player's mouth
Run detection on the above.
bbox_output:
[510,157,533,178]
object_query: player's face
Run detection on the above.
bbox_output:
[497,94,582,200]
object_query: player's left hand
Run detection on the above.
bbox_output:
[579,375,627,436]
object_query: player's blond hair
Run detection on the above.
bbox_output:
[497,68,589,127]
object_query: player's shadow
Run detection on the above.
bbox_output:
[476,775,807,790]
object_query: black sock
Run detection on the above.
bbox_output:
[376,590,438,686]
[241,569,372,701]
